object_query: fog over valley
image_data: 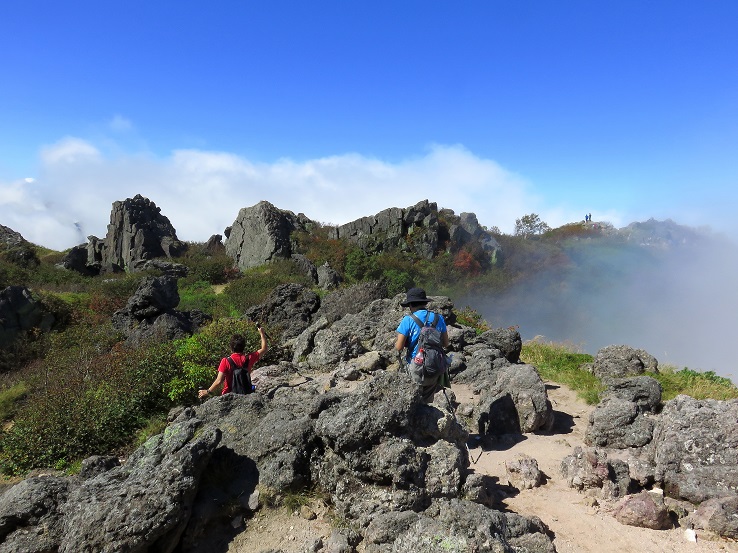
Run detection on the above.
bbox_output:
[464,235,738,381]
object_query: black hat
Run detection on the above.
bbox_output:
[401,287,430,307]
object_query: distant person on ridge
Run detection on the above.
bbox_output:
[198,324,268,398]
[395,287,449,403]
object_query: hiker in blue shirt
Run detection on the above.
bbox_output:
[395,287,449,403]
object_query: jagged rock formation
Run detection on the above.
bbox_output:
[326,200,501,261]
[61,195,185,274]
[0,225,38,267]
[111,275,211,346]
[0,225,25,249]
[0,286,55,349]
[242,283,321,340]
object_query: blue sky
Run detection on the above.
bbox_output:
[1,1,737,250]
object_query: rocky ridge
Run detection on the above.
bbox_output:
[1,286,737,552]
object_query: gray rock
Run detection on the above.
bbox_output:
[475,327,523,363]
[63,419,219,553]
[560,446,611,492]
[317,262,341,290]
[111,275,210,345]
[225,200,308,270]
[290,253,318,283]
[602,376,662,413]
[650,395,738,503]
[505,454,544,489]
[591,344,658,381]
[0,418,220,553]
[243,283,321,340]
[472,363,554,435]
[316,281,388,324]
[87,194,185,274]
[585,397,655,448]
[0,476,70,551]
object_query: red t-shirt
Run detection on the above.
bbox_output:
[217,351,261,394]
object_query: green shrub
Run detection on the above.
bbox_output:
[177,244,235,285]
[163,318,262,404]
[0,327,179,475]
[454,307,490,334]
[178,280,221,315]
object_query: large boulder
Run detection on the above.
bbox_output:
[613,490,671,530]
[650,395,738,503]
[225,200,312,270]
[471,362,554,435]
[242,283,321,340]
[584,397,655,449]
[111,275,210,345]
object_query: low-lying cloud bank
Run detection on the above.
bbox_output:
[3,138,593,251]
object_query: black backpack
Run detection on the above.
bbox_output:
[409,311,448,377]
[225,356,253,395]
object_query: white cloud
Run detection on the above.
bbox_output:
[40,137,101,165]
[0,139,603,251]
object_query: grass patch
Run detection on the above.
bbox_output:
[521,339,602,404]
[0,382,28,422]
[653,366,738,401]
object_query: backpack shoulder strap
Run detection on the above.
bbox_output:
[409,313,424,328]
[428,311,440,329]
[225,356,238,369]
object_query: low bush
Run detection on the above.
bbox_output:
[0,326,178,475]
[221,261,313,315]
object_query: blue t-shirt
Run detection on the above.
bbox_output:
[396,309,447,363]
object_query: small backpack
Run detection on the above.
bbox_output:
[225,356,254,395]
[409,311,448,377]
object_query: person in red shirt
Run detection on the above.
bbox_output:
[198,325,268,398]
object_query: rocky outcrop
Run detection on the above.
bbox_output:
[326,200,502,261]
[0,225,38,267]
[111,275,211,345]
[225,200,313,270]
[0,417,220,553]
[242,283,321,340]
[61,195,185,275]
[0,286,55,349]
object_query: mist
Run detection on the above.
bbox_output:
[461,236,738,382]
